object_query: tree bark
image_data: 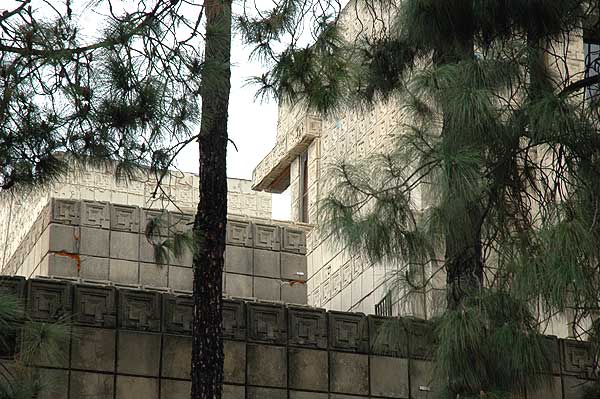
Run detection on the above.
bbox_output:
[191,0,232,398]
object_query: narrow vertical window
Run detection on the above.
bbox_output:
[584,39,600,101]
[299,151,309,223]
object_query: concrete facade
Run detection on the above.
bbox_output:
[1,275,593,399]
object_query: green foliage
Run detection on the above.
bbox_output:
[144,213,197,266]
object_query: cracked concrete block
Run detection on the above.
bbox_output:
[161,380,191,399]
[79,227,109,257]
[71,327,115,372]
[110,231,139,261]
[109,259,139,284]
[79,256,109,280]
[117,331,161,376]
[139,262,168,287]
[46,224,79,253]
[247,344,287,388]
[45,253,79,278]
[225,245,253,275]
[289,348,328,391]
[281,252,307,281]
[281,283,307,304]
[162,335,191,379]
[253,277,280,301]
[370,356,409,398]
[70,371,114,399]
[329,352,369,396]
[116,376,158,399]
[224,340,246,384]
[254,249,280,278]
[225,273,253,298]
[169,265,193,291]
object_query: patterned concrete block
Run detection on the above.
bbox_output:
[27,279,73,322]
[117,331,161,376]
[247,344,287,388]
[162,334,191,379]
[110,204,140,232]
[282,227,307,254]
[224,340,246,384]
[70,371,114,399]
[162,294,193,335]
[223,299,246,340]
[281,252,307,281]
[71,327,116,371]
[109,231,139,261]
[225,273,253,298]
[253,223,281,250]
[79,227,110,257]
[161,380,192,399]
[50,198,81,225]
[168,265,193,291]
[247,302,287,344]
[73,284,116,327]
[288,306,327,348]
[226,219,253,247]
[370,356,409,398]
[139,262,168,287]
[369,316,406,357]
[225,246,253,275]
[81,201,110,228]
[289,348,328,391]
[328,311,369,353]
[79,256,109,280]
[118,289,161,331]
[116,376,158,399]
[109,259,139,284]
[253,277,281,301]
[329,352,369,396]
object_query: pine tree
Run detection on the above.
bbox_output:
[246,0,600,397]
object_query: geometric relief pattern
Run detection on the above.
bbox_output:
[0,276,26,300]
[282,227,307,254]
[247,302,286,344]
[288,306,327,348]
[253,223,281,251]
[561,339,595,378]
[110,204,140,232]
[368,315,406,357]
[328,311,369,353]
[73,285,116,327]
[51,199,81,225]
[223,299,246,340]
[162,294,193,335]
[27,279,74,322]
[118,289,161,331]
[80,201,110,228]
[404,318,435,360]
[226,219,253,247]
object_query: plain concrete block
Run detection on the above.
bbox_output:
[370,356,409,398]
[528,376,562,399]
[281,252,307,280]
[410,360,441,399]
[225,246,253,275]
[109,259,139,284]
[161,380,191,399]
[224,340,246,384]
[79,227,110,257]
[46,253,78,278]
[47,224,79,253]
[290,391,328,399]
[70,371,114,399]
[71,327,115,372]
[116,376,158,399]
[247,344,287,388]
[38,368,69,399]
[170,245,194,267]
[563,376,594,399]
[162,335,191,379]
[110,231,139,260]
[169,265,193,291]
[247,387,286,399]
[117,331,161,376]
[140,262,168,287]
[289,348,328,391]
[222,384,245,399]
[330,352,369,395]
[225,273,253,298]
[254,249,280,278]
[253,277,281,301]
[281,283,307,304]
[140,235,160,263]
[79,256,110,280]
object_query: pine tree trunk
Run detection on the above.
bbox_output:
[190,1,231,398]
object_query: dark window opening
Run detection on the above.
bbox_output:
[299,151,309,223]
[584,39,600,101]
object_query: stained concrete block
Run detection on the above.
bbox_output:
[253,277,281,300]
[117,331,161,376]
[410,360,440,399]
[79,256,109,280]
[224,340,246,384]
[225,273,253,298]
[109,259,139,284]
[290,391,329,399]
[38,368,69,399]
[289,348,328,391]
[169,265,193,291]
[139,262,168,287]
[329,352,369,396]
[70,371,114,399]
[281,252,307,280]
[71,327,115,372]
[281,282,307,304]
[161,380,191,399]
[79,227,110,257]
[225,246,253,275]
[223,384,245,399]
[116,376,158,399]
[247,344,287,388]
[46,224,79,253]
[110,231,139,260]
[162,334,191,379]
[370,356,409,398]
[254,249,280,278]
[46,253,79,278]
[247,387,287,399]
